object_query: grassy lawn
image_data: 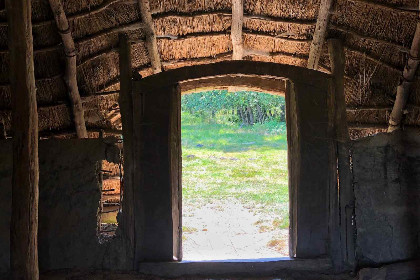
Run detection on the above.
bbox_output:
[182,112,289,229]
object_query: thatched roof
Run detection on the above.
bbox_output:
[0,0,419,139]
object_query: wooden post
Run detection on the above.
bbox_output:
[326,62,340,270]
[231,0,244,60]
[285,80,298,258]
[328,39,355,270]
[290,81,330,258]
[135,84,182,262]
[7,0,40,279]
[119,33,135,267]
[170,87,182,261]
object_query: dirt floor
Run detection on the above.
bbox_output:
[182,198,289,260]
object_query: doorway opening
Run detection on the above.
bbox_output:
[181,89,289,260]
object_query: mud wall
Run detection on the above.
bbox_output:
[0,138,125,276]
[352,129,420,266]
[1,131,420,275]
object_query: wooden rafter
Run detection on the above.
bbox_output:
[137,0,162,73]
[388,12,420,131]
[48,0,88,138]
[231,0,244,60]
[7,0,40,279]
[307,0,333,69]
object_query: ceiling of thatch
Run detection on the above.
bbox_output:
[0,0,419,139]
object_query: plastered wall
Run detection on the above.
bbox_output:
[353,129,420,266]
[0,138,128,277]
[1,130,420,276]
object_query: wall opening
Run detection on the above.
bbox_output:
[181,89,289,260]
[97,140,123,244]
[133,62,334,261]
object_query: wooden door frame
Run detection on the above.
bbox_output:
[128,61,352,271]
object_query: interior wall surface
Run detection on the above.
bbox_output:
[352,129,420,266]
[0,138,126,277]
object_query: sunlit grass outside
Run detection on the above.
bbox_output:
[182,112,289,230]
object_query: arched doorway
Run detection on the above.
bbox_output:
[129,61,343,265]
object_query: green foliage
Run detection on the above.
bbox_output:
[181,112,287,152]
[181,90,286,125]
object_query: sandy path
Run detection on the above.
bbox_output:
[182,199,289,260]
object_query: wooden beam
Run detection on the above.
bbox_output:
[118,33,135,268]
[328,39,355,270]
[48,0,88,138]
[137,0,162,73]
[231,0,244,60]
[6,0,40,279]
[307,0,333,69]
[180,75,286,96]
[388,13,420,131]
[328,39,349,143]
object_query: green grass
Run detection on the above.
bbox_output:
[182,112,289,227]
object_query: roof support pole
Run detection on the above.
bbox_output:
[231,0,244,60]
[137,0,162,73]
[118,34,135,268]
[6,0,40,279]
[308,0,333,70]
[48,0,88,138]
[388,13,420,131]
[328,39,356,271]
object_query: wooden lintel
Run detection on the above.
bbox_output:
[7,0,40,279]
[48,0,88,138]
[307,0,333,70]
[231,0,244,60]
[137,0,162,73]
[180,75,285,95]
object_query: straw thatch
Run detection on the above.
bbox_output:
[331,0,417,46]
[243,33,311,56]
[0,0,419,139]
[158,34,232,61]
[154,14,231,36]
[150,0,231,14]
[244,18,315,40]
[244,0,321,20]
